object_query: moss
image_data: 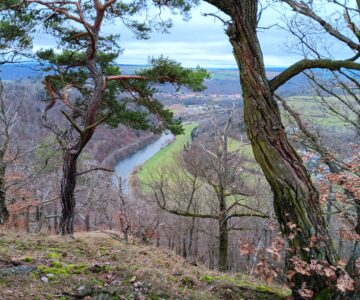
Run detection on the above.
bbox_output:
[199,275,215,284]
[47,252,62,259]
[50,260,62,268]
[0,233,291,299]
[22,256,33,263]
[73,263,88,274]
[215,275,291,298]
[90,278,105,287]
[38,264,70,276]
[37,261,88,277]
[104,265,115,272]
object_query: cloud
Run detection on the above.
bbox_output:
[113,2,300,67]
[33,2,349,68]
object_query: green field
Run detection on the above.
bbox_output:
[134,125,266,199]
[284,96,354,129]
[228,138,254,160]
[136,123,198,188]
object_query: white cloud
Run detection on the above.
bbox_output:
[33,2,349,68]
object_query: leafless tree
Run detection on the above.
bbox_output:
[0,82,23,224]
[150,111,269,271]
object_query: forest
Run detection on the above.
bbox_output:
[0,0,359,299]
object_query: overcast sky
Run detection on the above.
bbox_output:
[33,1,354,68]
[111,2,300,68]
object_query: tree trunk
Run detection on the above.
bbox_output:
[85,214,90,232]
[59,150,78,235]
[226,1,337,295]
[0,161,8,225]
[182,236,187,258]
[54,201,58,234]
[56,15,105,236]
[219,217,229,272]
[188,217,196,257]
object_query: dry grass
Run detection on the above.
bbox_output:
[0,231,290,299]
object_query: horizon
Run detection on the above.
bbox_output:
[1,60,289,70]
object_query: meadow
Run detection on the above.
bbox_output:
[284,95,353,130]
[136,122,198,188]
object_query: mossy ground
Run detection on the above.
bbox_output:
[0,231,290,300]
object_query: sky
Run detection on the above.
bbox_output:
[109,2,301,68]
[33,1,355,68]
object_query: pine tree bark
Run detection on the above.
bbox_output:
[59,150,79,235]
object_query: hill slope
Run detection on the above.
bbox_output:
[0,232,290,299]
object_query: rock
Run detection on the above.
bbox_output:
[41,276,48,283]
[0,265,37,277]
[77,285,86,292]
[130,276,137,284]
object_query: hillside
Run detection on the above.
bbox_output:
[0,232,290,300]
[0,63,310,95]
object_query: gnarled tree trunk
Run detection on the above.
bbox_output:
[226,1,337,295]
[57,12,105,236]
[59,150,79,235]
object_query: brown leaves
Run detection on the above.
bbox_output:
[289,256,355,294]
[266,237,285,262]
[324,266,336,279]
[239,242,255,255]
[336,273,355,293]
[339,228,360,241]
[254,257,278,284]
[298,283,314,299]
[291,256,310,276]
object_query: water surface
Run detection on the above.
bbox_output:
[114,132,174,191]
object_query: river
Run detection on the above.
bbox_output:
[114,132,174,191]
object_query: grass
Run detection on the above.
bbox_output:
[284,96,354,130]
[228,138,255,161]
[0,232,290,299]
[136,122,198,188]
[133,126,268,201]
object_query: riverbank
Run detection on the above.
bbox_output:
[114,132,175,188]
[101,133,159,168]
[129,123,198,192]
